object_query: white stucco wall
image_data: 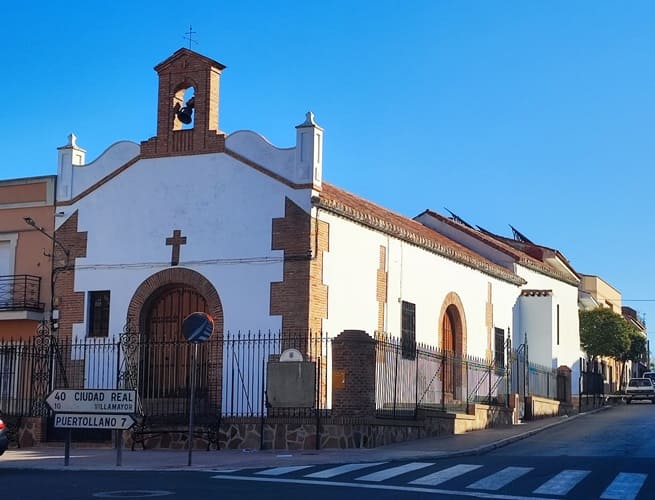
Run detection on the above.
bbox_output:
[58,141,141,201]
[319,211,519,359]
[61,151,314,340]
[515,266,583,394]
[516,293,553,367]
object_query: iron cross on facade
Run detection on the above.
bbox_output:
[166,229,187,266]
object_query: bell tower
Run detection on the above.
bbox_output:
[141,48,227,157]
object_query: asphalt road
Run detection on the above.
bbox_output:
[3,404,655,500]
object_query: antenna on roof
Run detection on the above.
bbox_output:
[444,208,474,229]
[509,224,534,244]
[476,225,496,236]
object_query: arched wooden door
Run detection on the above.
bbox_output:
[140,286,209,411]
[442,305,462,401]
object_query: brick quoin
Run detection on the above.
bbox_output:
[53,211,87,342]
[331,330,376,418]
[270,198,328,345]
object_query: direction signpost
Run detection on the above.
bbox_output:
[54,413,136,430]
[47,389,137,414]
[46,388,137,466]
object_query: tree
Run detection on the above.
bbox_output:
[579,307,630,361]
[580,307,645,391]
[620,327,648,376]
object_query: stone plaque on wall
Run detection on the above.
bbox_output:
[267,361,316,408]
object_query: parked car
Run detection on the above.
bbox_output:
[0,418,8,455]
[643,372,655,386]
[625,377,655,404]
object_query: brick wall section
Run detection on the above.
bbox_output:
[140,49,226,158]
[271,198,328,343]
[331,330,376,418]
[557,365,572,403]
[308,215,329,335]
[485,282,493,361]
[53,211,87,342]
[376,246,387,336]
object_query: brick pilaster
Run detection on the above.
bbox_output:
[331,330,376,418]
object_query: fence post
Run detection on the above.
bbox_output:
[414,348,419,418]
[524,333,529,398]
[331,330,376,418]
[506,330,511,408]
[441,354,446,411]
[392,343,399,417]
[488,362,492,405]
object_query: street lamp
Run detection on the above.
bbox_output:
[23,216,70,261]
[23,216,71,331]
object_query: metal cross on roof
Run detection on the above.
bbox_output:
[183,25,198,49]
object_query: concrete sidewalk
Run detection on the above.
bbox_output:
[0,410,602,472]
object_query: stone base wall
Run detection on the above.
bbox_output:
[118,404,514,451]
[525,395,560,420]
[19,417,44,448]
[12,405,514,451]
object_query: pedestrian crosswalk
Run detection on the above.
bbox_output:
[212,460,650,499]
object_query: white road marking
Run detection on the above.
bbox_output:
[255,465,313,476]
[410,464,483,486]
[211,474,558,500]
[467,466,533,491]
[304,462,387,478]
[601,472,647,500]
[532,469,590,496]
[355,462,433,481]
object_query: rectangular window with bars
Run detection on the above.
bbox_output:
[88,290,110,337]
[494,327,505,368]
[401,300,416,359]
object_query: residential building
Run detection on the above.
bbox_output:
[0,176,55,340]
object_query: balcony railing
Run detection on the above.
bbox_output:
[0,275,44,312]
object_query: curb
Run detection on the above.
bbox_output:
[0,406,610,471]
[452,405,611,458]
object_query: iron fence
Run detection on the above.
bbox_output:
[0,328,331,421]
[221,330,331,418]
[1,326,564,426]
[579,357,604,411]
[527,362,558,400]
[375,334,508,418]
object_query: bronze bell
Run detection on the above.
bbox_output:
[176,96,195,124]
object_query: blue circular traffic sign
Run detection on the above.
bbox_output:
[181,312,214,343]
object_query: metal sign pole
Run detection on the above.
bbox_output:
[187,342,198,466]
[64,428,71,466]
[116,429,123,466]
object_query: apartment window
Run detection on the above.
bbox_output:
[401,301,416,359]
[494,328,505,368]
[88,291,110,337]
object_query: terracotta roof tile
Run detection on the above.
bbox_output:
[316,183,525,286]
[419,209,579,286]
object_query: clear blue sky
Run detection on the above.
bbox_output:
[3,2,655,346]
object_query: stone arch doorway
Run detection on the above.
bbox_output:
[438,293,467,403]
[126,268,224,415]
[141,285,208,403]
